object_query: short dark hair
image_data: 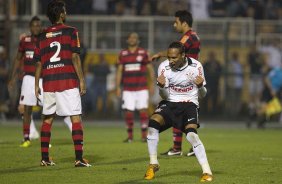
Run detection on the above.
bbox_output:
[175,10,193,27]
[29,16,40,26]
[47,0,65,24]
[168,41,185,54]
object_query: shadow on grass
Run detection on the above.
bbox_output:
[97,157,147,166]
[0,165,72,175]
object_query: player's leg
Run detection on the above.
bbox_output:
[122,91,135,142]
[139,109,148,142]
[144,114,163,180]
[70,115,91,167]
[56,88,91,167]
[63,116,72,131]
[136,90,150,142]
[184,124,213,182]
[40,114,55,166]
[20,105,33,147]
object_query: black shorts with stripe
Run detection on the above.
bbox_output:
[153,100,200,133]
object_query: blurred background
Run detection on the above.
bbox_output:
[0,0,281,124]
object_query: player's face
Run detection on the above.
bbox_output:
[30,21,42,36]
[173,17,183,33]
[167,48,185,69]
[127,33,139,47]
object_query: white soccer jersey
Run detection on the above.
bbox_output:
[158,57,206,106]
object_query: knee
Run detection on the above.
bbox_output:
[148,119,161,130]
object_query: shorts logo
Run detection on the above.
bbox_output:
[187,118,195,122]
[155,108,162,113]
[20,95,24,101]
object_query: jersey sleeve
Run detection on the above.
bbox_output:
[71,28,80,54]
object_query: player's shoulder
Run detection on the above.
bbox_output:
[119,49,129,56]
[159,59,171,70]
[189,57,202,67]
[21,34,32,43]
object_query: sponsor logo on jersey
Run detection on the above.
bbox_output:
[25,51,34,59]
[46,31,62,38]
[124,63,141,71]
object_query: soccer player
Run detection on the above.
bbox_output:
[151,10,200,156]
[9,16,72,148]
[144,42,212,182]
[116,32,155,142]
[35,0,90,167]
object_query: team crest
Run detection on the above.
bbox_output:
[136,55,143,62]
[24,37,31,42]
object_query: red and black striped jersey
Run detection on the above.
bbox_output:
[179,30,200,60]
[18,35,38,76]
[118,47,149,91]
[35,23,80,92]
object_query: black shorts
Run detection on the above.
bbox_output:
[153,100,200,133]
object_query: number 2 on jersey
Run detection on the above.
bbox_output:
[50,41,61,62]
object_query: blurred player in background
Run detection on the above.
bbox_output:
[35,0,90,167]
[116,32,155,143]
[144,42,212,182]
[9,16,72,148]
[151,10,200,156]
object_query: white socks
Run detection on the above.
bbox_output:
[147,127,159,165]
[186,132,212,175]
[64,117,72,131]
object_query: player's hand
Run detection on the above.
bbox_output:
[79,80,86,96]
[157,72,166,88]
[194,75,204,88]
[35,85,41,98]
[116,86,121,97]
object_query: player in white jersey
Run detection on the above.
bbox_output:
[144,42,213,182]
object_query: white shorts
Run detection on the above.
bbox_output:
[19,75,43,106]
[122,90,149,111]
[43,88,82,116]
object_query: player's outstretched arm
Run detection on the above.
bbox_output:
[146,63,155,95]
[8,51,23,90]
[150,50,167,62]
[72,53,86,96]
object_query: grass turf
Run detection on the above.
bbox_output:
[0,121,281,184]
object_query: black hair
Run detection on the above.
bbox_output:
[47,0,66,24]
[168,41,185,54]
[29,16,40,26]
[175,10,193,27]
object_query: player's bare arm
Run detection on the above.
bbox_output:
[115,64,123,97]
[146,63,155,95]
[72,53,86,96]
[150,50,167,61]
[8,51,23,90]
[35,61,42,98]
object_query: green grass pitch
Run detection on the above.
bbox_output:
[0,121,281,184]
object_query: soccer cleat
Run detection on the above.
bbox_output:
[40,158,56,166]
[144,164,160,180]
[123,138,133,143]
[160,148,182,156]
[20,140,31,148]
[187,148,195,157]
[200,173,213,182]
[75,158,92,167]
